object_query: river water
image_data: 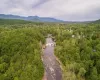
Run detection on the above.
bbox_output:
[42,37,62,80]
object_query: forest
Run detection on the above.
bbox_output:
[0,20,45,80]
[0,19,100,80]
[54,23,100,80]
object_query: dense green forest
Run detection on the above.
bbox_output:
[0,20,45,80]
[0,19,100,80]
[53,24,100,80]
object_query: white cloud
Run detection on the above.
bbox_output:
[0,0,100,21]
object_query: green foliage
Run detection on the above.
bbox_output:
[0,19,100,80]
[0,19,32,25]
[0,25,45,80]
[54,23,100,80]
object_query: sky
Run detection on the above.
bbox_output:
[0,0,100,21]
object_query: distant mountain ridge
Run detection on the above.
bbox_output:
[0,14,100,23]
[92,19,100,23]
[0,14,65,22]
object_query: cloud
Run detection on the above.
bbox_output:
[0,0,100,21]
[32,0,49,8]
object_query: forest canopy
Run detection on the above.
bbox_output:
[0,19,100,80]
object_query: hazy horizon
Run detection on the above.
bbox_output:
[0,0,100,21]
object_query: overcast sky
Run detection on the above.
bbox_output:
[0,0,100,21]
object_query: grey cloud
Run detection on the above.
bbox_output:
[0,0,100,21]
[32,0,49,8]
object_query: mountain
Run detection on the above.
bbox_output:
[92,19,100,23]
[0,14,64,22]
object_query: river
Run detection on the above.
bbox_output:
[42,36,62,80]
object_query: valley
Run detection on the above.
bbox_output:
[0,19,100,80]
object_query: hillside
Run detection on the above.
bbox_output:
[0,19,32,25]
[92,19,100,23]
